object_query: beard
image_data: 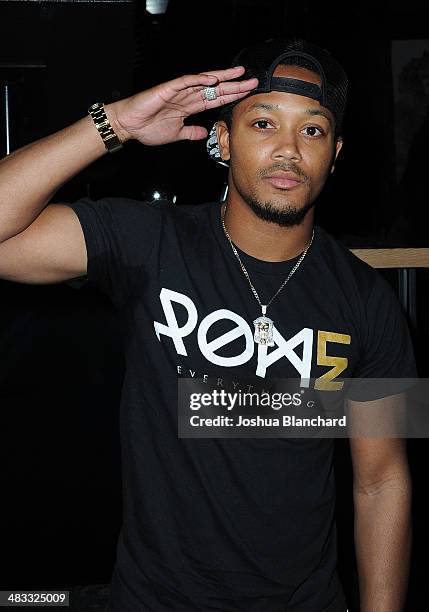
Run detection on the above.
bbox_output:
[237,188,317,227]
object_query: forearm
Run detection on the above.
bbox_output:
[354,476,412,612]
[0,101,129,243]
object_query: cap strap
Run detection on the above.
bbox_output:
[270,77,322,100]
[266,50,328,107]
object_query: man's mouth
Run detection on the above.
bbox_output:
[263,172,303,189]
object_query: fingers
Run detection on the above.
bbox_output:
[203,87,258,109]
[205,77,259,99]
[199,65,246,82]
[167,66,258,111]
[172,66,247,93]
[178,125,209,141]
[171,72,219,93]
[183,77,258,116]
[165,66,259,132]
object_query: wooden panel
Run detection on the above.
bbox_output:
[350,248,429,268]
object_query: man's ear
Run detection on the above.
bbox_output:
[330,136,343,174]
[216,121,231,162]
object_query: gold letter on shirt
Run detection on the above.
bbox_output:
[315,330,351,390]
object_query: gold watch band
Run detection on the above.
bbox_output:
[88,102,124,154]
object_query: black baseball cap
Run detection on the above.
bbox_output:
[207,37,348,166]
[224,36,347,128]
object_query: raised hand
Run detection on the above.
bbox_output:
[109,66,258,146]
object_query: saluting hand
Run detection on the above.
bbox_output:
[108,67,258,146]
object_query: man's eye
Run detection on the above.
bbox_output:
[302,126,324,137]
[253,120,273,129]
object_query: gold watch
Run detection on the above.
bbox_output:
[88,102,124,153]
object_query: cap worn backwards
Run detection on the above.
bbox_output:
[207,37,348,167]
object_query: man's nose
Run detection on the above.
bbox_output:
[271,128,302,162]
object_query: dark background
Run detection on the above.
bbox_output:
[0,1,428,610]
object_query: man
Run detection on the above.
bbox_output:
[0,37,416,611]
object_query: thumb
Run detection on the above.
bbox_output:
[178,125,209,141]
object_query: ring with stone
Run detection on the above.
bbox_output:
[202,86,218,101]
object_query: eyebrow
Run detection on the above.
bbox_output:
[245,102,333,125]
[305,108,333,124]
[245,103,280,113]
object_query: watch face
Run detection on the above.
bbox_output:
[89,102,102,112]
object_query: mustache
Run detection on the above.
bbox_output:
[258,163,308,181]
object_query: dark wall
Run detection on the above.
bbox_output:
[0,2,428,608]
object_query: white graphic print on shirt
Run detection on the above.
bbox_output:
[154,288,351,388]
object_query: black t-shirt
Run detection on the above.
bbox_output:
[65,197,417,612]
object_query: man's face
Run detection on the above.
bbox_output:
[217,64,343,227]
